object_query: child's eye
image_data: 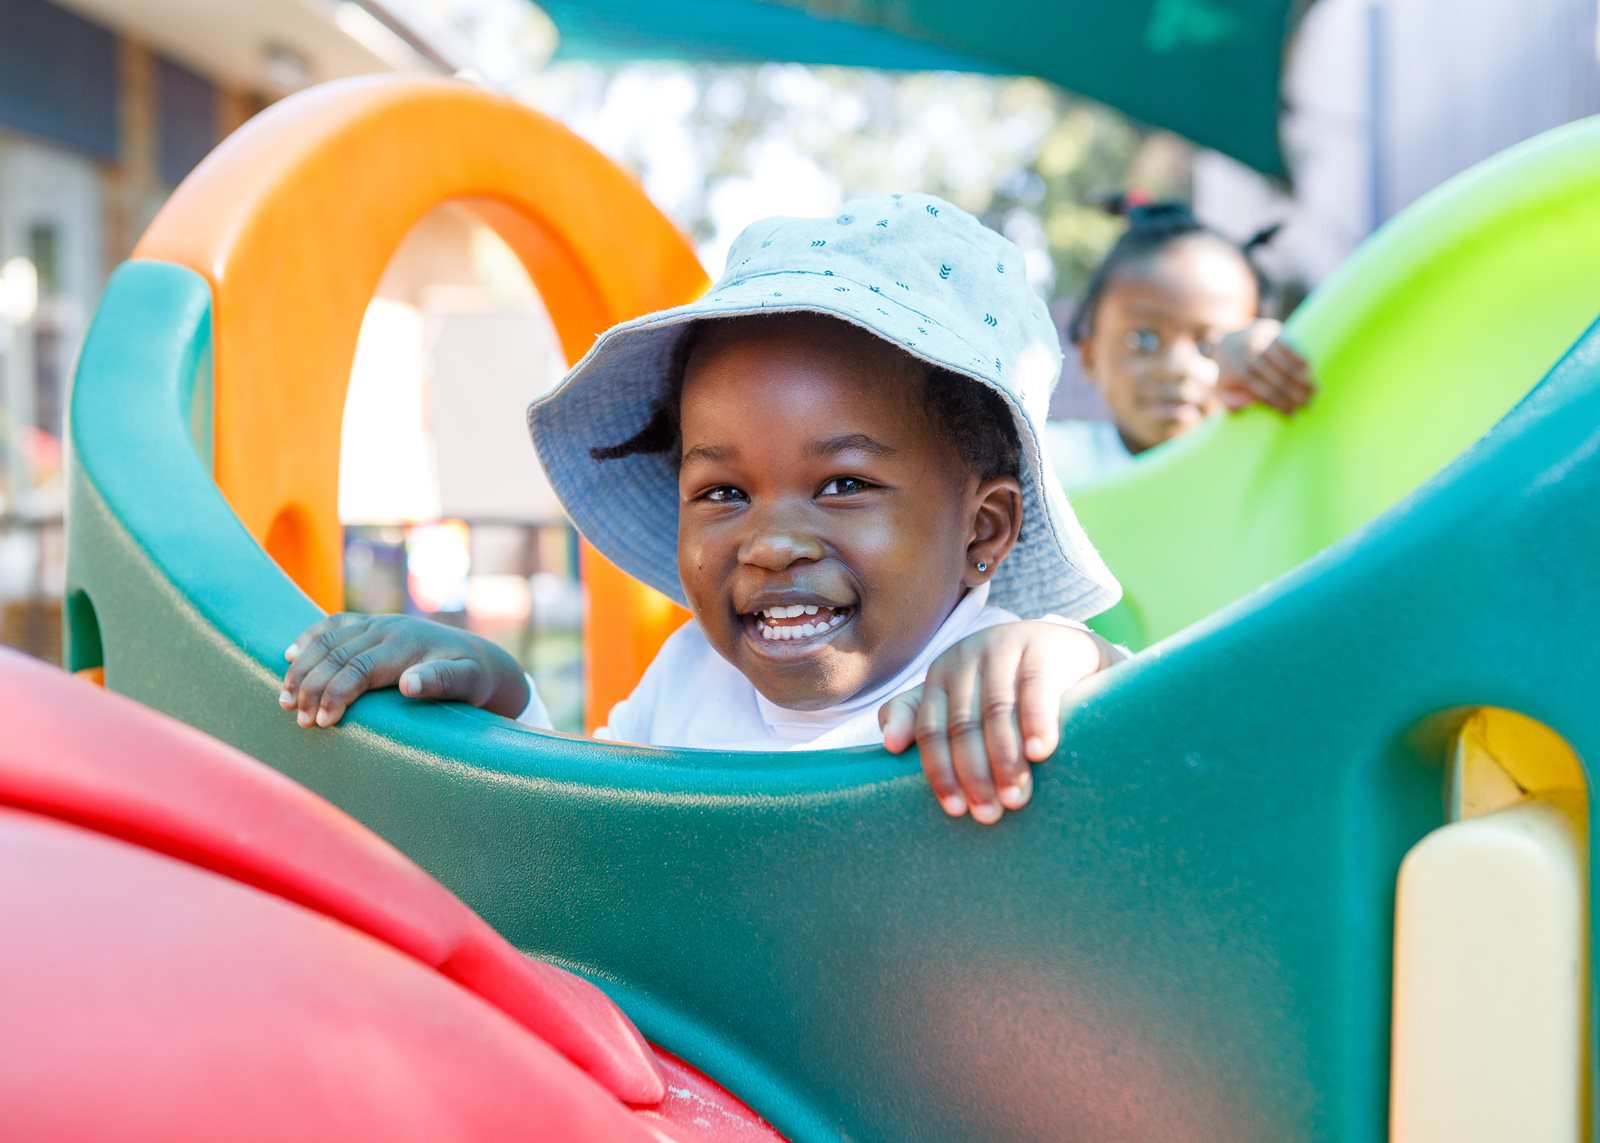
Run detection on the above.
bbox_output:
[1123,328,1162,355]
[1196,336,1221,359]
[819,476,872,497]
[701,485,747,504]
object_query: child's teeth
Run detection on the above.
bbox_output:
[754,605,851,641]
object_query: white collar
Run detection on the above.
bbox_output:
[753,584,994,740]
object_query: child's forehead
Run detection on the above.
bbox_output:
[687,312,925,384]
[679,321,951,445]
[1104,239,1258,313]
[1119,234,1255,290]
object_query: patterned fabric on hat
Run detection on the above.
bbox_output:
[528,192,1121,621]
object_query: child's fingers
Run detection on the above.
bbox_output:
[934,664,1004,825]
[1261,342,1316,403]
[399,658,492,705]
[1240,363,1300,414]
[313,642,429,727]
[282,614,370,693]
[1016,643,1070,763]
[1262,337,1308,370]
[290,628,391,728]
[879,688,921,754]
[283,612,363,663]
[1253,353,1312,409]
[975,642,1031,810]
[911,685,969,818]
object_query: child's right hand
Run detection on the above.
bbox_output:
[279,613,530,728]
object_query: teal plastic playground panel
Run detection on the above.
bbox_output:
[65,126,1600,1139]
[540,0,1304,175]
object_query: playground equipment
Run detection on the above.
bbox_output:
[62,77,1598,1140]
[0,645,774,1141]
[1069,116,1600,649]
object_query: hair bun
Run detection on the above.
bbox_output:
[1096,188,1152,217]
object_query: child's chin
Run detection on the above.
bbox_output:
[748,667,864,713]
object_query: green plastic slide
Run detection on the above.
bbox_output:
[63,118,1600,1140]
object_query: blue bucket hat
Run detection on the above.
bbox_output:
[527,192,1121,620]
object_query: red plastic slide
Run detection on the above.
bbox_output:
[0,647,778,1142]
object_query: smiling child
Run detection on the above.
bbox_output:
[282,193,1126,824]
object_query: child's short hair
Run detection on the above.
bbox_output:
[590,316,1022,483]
[528,192,1121,621]
[1070,193,1281,344]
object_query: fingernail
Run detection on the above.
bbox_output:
[400,670,417,697]
[1025,736,1046,759]
[971,803,1003,825]
[315,709,334,728]
[284,643,299,661]
[278,690,294,708]
[1000,776,1032,810]
[296,710,311,728]
[941,794,968,817]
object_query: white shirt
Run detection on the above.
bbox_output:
[519,583,1058,750]
[1044,418,1134,488]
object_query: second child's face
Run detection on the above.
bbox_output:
[1080,236,1259,453]
[677,317,980,711]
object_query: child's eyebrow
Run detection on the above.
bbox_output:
[681,443,739,466]
[805,433,897,459]
[1124,301,1182,317]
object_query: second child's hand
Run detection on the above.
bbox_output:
[1215,320,1316,415]
[279,613,530,728]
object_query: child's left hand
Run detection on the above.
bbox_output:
[1215,319,1315,415]
[879,621,1114,825]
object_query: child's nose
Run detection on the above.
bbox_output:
[1159,340,1219,393]
[738,506,825,570]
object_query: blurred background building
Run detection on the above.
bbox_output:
[2,0,1597,727]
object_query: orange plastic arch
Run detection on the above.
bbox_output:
[132,75,700,727]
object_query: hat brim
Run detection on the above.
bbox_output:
[528,276,1121,621]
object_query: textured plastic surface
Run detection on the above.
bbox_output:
[1391,798,1588,1141]
[2,807,661,1143]
[0,646,663,1107]
[1070,116,1600,649]
[0,647,780,1141]
[66,122,1600,1138]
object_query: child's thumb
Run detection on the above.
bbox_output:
[878,687,922,753]
[400,658,487,703]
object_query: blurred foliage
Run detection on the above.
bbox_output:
[522,61,1191,301]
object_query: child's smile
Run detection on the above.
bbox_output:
[676,315,986,711]
[750,602,853,642]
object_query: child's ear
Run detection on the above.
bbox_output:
[963,475,1023,588]
[1077,336,1104,392]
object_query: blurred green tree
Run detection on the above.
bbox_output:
[520,61,1191,301]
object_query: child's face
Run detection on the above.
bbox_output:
[1079,236,1259,453]
[676,317,997,711]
